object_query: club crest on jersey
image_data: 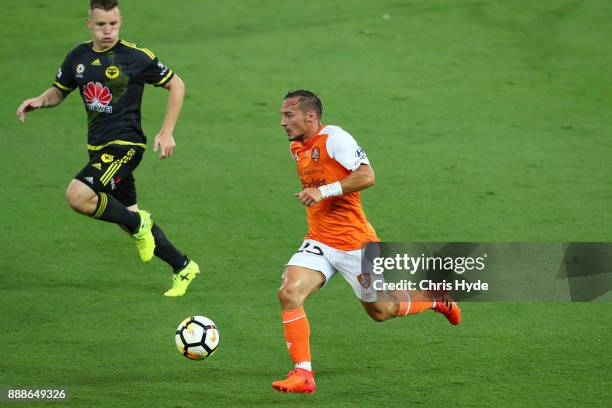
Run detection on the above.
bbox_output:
[83,82,113,113]
[357,273,372,289]
[105,65,120,79]
[76,64,85,78]
[101,154,114,163]
[312,147,320,162]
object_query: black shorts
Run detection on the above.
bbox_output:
[75,146,144,207]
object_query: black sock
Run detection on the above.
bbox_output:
[92,192,140,233]
[151,224,189,272]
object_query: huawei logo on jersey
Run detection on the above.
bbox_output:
[83,82,113,113]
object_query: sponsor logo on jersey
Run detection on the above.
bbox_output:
[91,162,102,170]
[91,58,101,66]
[357,273,372,289]
[299,168,324,177]
[312,147,320,162]
[105,65,120,79]
[101,154,114,163]
[76,64,85,78]
[355,147,367,159]
[301,178,327,189]
[83,82,113,113]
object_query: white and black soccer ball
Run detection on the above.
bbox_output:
[175,316,220,360]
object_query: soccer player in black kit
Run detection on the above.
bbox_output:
[16,0,199,297]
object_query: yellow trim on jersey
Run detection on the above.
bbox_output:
[100,148,136,185]
[91,41,119,53]
[155,69,174,86]
[87,140,146,151]
[94,192,108,218]
[120,40,156,60]
[53,81,73,91]
[100,162,121,185]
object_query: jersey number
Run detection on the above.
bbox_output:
[296,242,323,256]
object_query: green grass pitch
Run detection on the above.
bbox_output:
[1,1,611,406]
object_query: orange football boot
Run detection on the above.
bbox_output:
[272,368,316,393]
[434,294,461,325]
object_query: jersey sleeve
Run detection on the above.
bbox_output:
[326,127,370,171]
[138,57,175,87]
[52,51,77,95]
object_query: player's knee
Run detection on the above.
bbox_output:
[364,304,393,322]
[367,310,388,322]
[278,285,306,309]
[65,183,95,214]
[65,187,83,211]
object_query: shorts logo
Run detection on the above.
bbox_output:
[84,176,94,185]
[105,65,120,79]
[101,154,114,163]
[312,147,320,162]
[357,273,371,289]
[76,64,85,78]
[83,82,113,113]
[109,175,122,191]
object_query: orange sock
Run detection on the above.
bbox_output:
[282,307,311,365]
[395,291,434,317]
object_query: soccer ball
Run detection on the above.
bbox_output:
[175,316,220,360]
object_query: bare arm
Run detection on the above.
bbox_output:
[153,74,185,159]
[337,163,375,194]
[295,164,375,207]
[16,87,64,122]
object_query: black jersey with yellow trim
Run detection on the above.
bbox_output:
[53,39,174,150]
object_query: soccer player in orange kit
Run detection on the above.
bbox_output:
[272,90,461,394]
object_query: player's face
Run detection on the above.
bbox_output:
[280,98,317,142]
[87,7,122,50]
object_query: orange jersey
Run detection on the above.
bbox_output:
[290,125,379,250]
